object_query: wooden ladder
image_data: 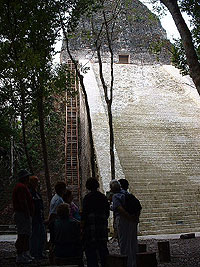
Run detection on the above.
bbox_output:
[65,60,80,204]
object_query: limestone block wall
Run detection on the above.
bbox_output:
[60,0,171,66]
[80,60,125,193]
[79,88,93,198]
[60,0,200,235]
[83,60,200,235]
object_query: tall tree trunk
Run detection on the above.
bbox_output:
[21,111,34,174]
[160,0,200,94]
[78,72,96,178]
[11,40,33,173]
[95,6,116,180]
[37,90,52,203]
[96,45,115,180]
[20,84,34,173]
[60,20,96,178]
[107,102,115,180]
[10,135,14,176]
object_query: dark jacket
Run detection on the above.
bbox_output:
[82,190,110,244]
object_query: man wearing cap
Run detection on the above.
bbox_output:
[12,169,34,264]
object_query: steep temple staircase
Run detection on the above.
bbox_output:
[89,62,200,235]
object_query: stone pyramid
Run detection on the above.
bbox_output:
[61,0,200,235]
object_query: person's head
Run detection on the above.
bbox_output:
[29,176,39,189]
[110,179,121,193]
[86,177,99,191]
[56,203,70,219]
[63,188,73,204]
[18,169,31,185]
[118,179,129,191]
[55,181,66,197]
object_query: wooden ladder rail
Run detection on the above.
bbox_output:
[65,60,80,204]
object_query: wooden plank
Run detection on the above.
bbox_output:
[158,241,171,262]
[106,254,127,267]
[136,252,157,267]
[138,243,147,253]
[180,233,195,239]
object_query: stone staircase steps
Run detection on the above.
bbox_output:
[90,62,200,235]
[140,226,200,235]
[135,184,195,190]
[135,191,197,198]
[141,213,200,220]
[110,64,200,235]
[139,219,200,233]
[141,205,199,211]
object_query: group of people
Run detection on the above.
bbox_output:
[12,169,141,267]
[12,169,47,264]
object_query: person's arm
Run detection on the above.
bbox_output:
[117,205,138,222]
[47,213,57,224]
[46,197,63,224]
[105,197,110,218]
[113,193,138,222]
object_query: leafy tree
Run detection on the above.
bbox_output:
[0,0,68,202]
[157,0,200,94]
[59,0,101,179]
[92,0,123,180]
[61,0,121,180]
[61,26,97,179]
[171,0,200,76]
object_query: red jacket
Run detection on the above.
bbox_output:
[12,182,34,216]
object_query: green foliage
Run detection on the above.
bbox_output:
[148,0,167,18]
[148,0,199,76]
[148,12,158,23]
[63,0,102,33]
[171,39,190,75]
[170,0,200,75]
[0,0,69,180]
[180,0,200,47]
[0,0,104,185]
[0,109,15,154]
[150,39,166,60]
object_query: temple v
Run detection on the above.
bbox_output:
[60,0,200,235]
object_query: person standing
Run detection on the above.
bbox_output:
[48,181,66,219]
[29,176,46,260]
[63,188,81,222]
[118,178,129,192]
[47,181,66,263]
[110,179,140,267]
[12,169,34,264]
[54,203,82,261]
[82,177,110,267]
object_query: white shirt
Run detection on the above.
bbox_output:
[49,194,64,215]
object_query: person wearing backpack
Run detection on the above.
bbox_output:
[118,179,142,218]
[110,179,141,267]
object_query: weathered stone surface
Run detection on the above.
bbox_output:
[60,0,200,236]
[61,0,170,65]
[79,60,125,192]
[81,61,200,235]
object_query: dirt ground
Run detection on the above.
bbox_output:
[0,236,200,266]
